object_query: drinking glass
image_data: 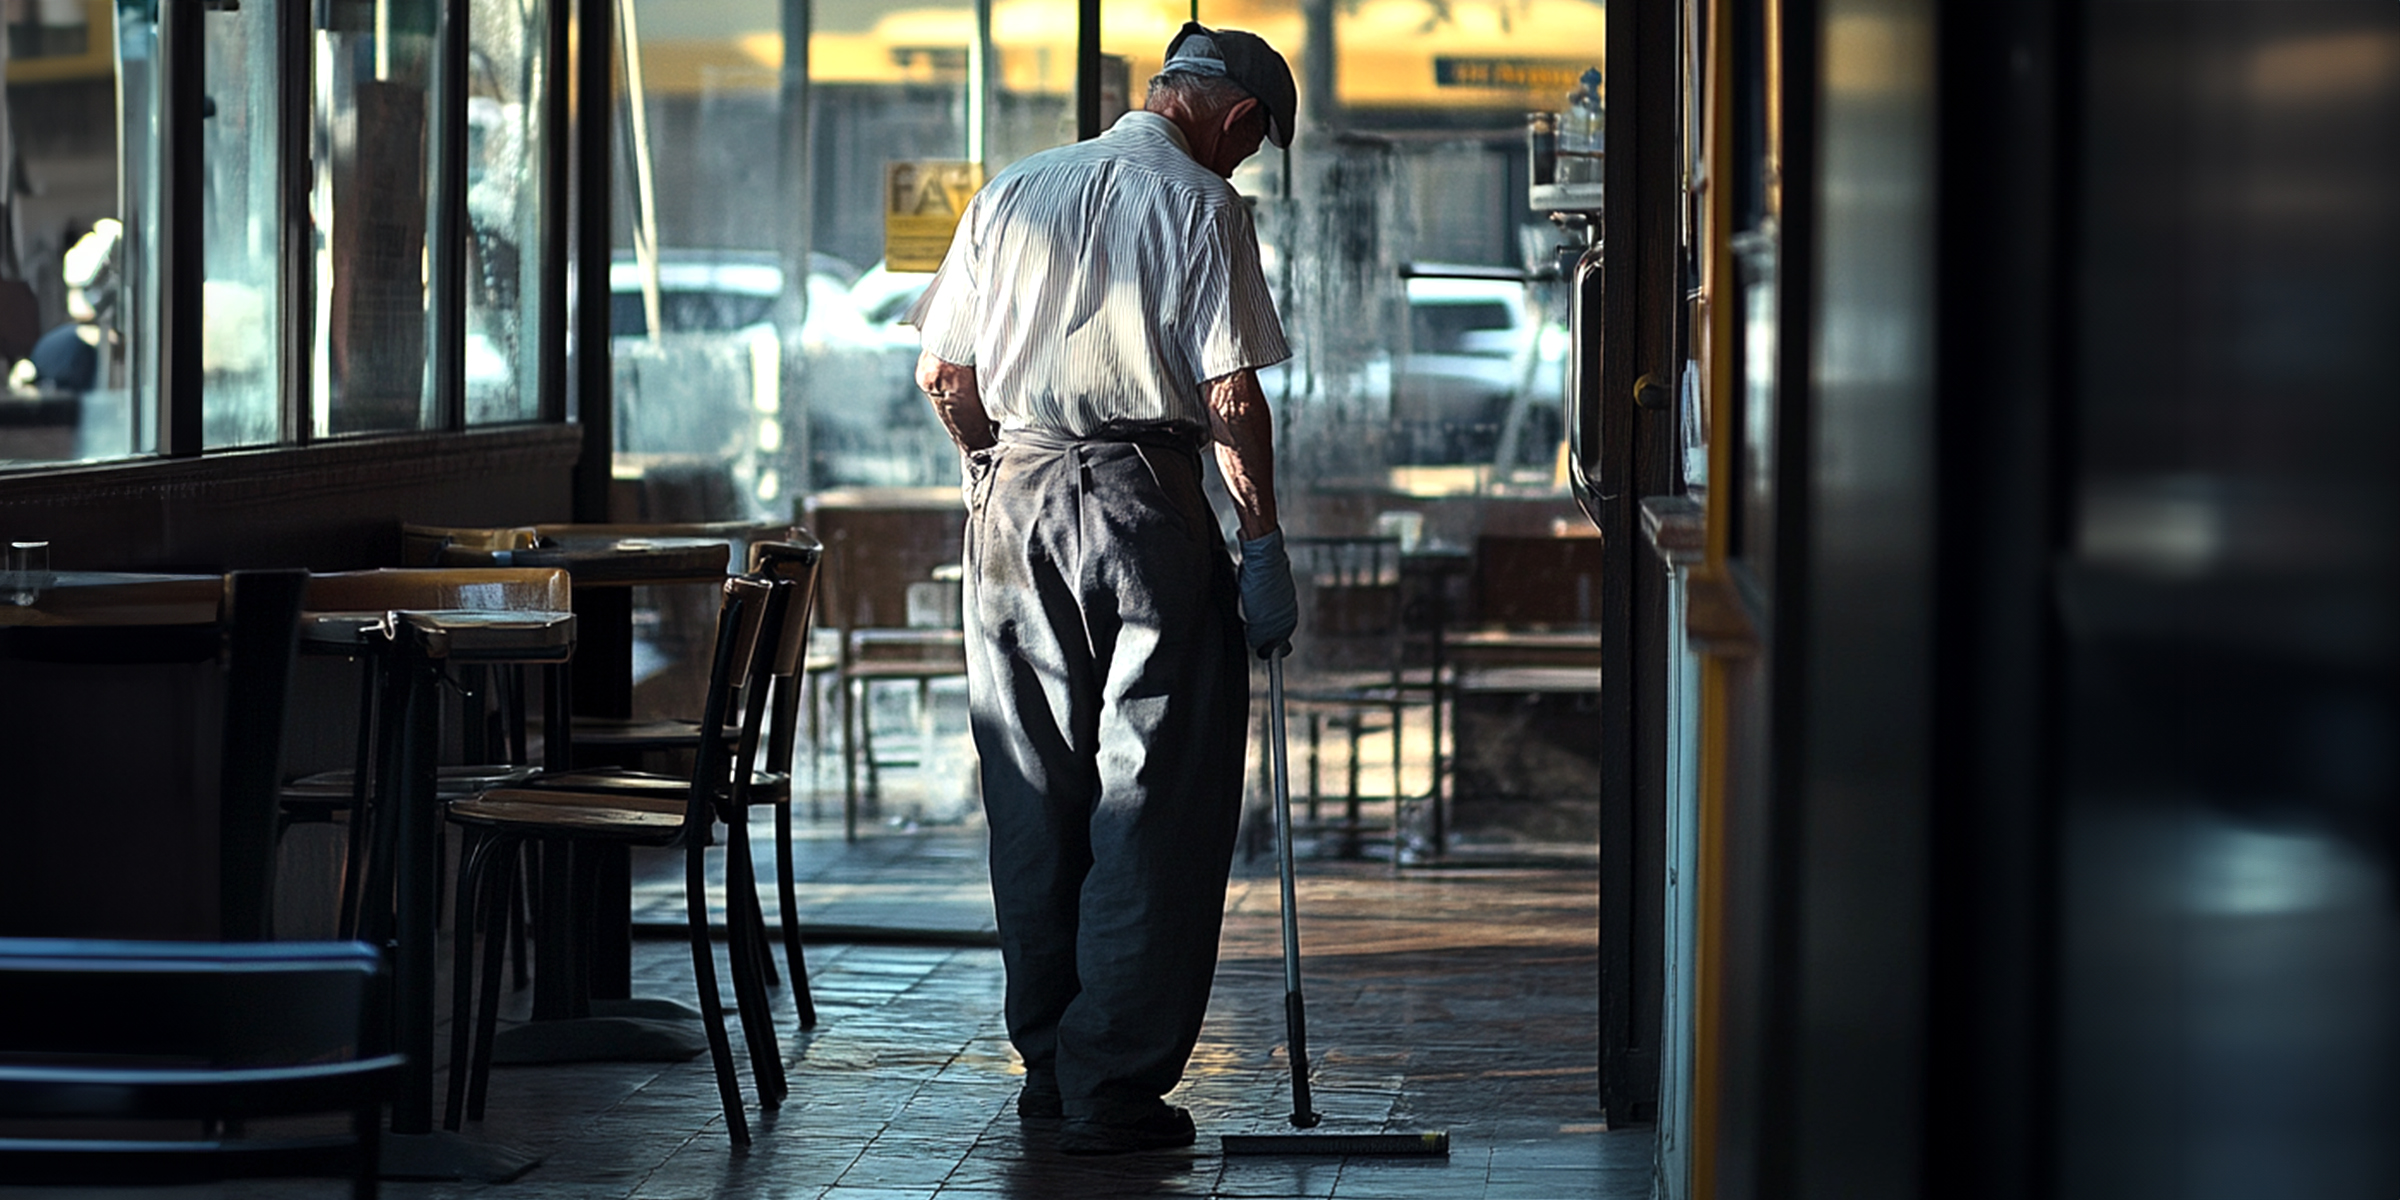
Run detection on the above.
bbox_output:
[6,541,50,606]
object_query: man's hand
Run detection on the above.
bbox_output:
[917,351,996,452]
[1237,530,1296,657]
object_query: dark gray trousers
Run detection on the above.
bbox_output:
[963,426,1249,1120]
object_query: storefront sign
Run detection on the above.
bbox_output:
[1433,56,1590,93]
[884,160,985,273]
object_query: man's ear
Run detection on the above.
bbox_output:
[1221,95,1261,136]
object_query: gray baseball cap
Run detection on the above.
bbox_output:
[1162,22,1297,149]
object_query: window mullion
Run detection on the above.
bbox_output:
[157,0,205,457]
[428,0,468,431]
[279,0,312,445]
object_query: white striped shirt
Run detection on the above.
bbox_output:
[910,111,1290,437]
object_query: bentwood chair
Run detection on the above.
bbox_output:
[0,939,401,1198]
[443,575,787,1145]
[511,539,826,1023]
[802,489,967,840]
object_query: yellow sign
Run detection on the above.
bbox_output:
[883,161,985,273]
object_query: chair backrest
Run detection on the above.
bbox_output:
[1287,536,1405,674]
[0,938,398,1190]
[686,576,775,828]
[801,489,963,635]
[1473,534,1603,629]
[0,571,306,943]
[0,937,383,1063]
[739,538,824,779]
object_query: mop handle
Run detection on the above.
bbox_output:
[1269,656,1301,996]
[1267,654,1321,1127]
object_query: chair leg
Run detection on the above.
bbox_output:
[686,833,751,1145]
[722,816,787,1107]
[338,655,380,941]
[508,863,531,993]
[805,672,824,818]
[1345,714,1364,854]
[860,680,882,801]
[775,799,817,1029]
[445,828,497,1131]
[467,843,519,1123]
[841,675,860,842]
[1306,712,1323,824]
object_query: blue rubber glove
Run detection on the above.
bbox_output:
[1237,529,1297,658]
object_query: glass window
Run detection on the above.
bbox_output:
[201,0,283,447]
[607,0,788,511]
[2,0,134,464]
[313,0,437,437]
[464,0,551,424]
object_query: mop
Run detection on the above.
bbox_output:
[1220,652,1450,1158]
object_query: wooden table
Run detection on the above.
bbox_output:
[417,532,736,1063]
[0,571,220,627]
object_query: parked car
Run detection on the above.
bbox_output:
[1390,270,1566,469]
[595,250,957,502]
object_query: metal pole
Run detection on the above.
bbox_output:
[1266,656,1322,1129]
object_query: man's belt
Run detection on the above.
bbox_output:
[1001,422,1206,458]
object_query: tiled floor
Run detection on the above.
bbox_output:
[20,805,1635,1199]
[430,812,1627,1200]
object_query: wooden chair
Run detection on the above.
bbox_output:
[514,539,826,1025]
[442,575,786,1145]
[802,488,968,841]
[0,938,401,1197]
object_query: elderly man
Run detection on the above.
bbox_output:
[909,23,1300,1155]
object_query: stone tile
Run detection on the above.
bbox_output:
[56,810,1617,1200]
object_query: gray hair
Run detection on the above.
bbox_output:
[1144,70,1252,118]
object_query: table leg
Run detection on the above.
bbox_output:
[573,588,635,720]
[388,646,439,1138]
[377,636,537,1181]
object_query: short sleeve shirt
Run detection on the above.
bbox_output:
[910,111,1290,436]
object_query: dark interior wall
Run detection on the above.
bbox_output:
[1783,0,1938,1194]
[2054,2,2400,1196]
[0,426,579,571]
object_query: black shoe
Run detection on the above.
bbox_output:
[1058,1105,1196,1155]
[1017,1083,1064,1120]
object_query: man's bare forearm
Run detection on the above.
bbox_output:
[917,351,996,452]
[1206,369,1279,541]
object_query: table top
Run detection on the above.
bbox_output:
[0,571,221,627]
[435,536,731,586]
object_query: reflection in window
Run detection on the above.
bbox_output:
[202,0,283,448]
[0,0,126,465]
[313,0,436,436]
[465,0,549,424]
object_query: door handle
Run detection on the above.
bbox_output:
[1566,244,1609,530]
